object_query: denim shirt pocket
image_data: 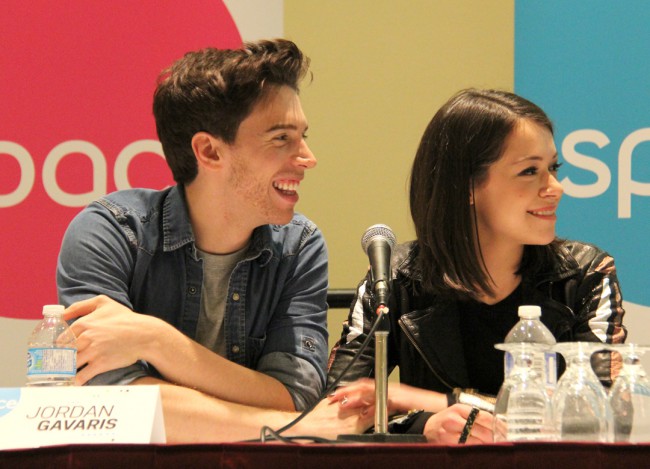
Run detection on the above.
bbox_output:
[246,334,267,369]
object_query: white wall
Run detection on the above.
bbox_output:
[1,318,39,387]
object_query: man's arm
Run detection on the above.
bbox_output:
[132,376,373,443]
[251,220,330,410]
[66,295,296,410]
[58,206,294,410]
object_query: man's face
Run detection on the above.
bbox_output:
[223,85,316,228]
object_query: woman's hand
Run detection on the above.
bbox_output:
[328,378,377,408]
[292,397,375,440]
[328,378,448,414]
[422,404,494,444]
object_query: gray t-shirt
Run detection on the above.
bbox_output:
[196,246,248,357]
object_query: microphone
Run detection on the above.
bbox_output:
[361,224,396,312]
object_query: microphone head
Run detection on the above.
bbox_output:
[361,224,396,254]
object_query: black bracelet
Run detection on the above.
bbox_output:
[446,391,456,407]
[458,407,480,444]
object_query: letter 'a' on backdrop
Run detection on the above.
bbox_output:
[515,0,650,310]
[0,1,243,319]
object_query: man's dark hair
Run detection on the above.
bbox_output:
[153,39,310,184]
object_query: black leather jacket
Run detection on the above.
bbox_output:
[327,240,627,394]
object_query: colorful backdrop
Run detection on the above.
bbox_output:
[1,1,647,386]
[515,0,650,308]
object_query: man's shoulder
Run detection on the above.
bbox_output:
[67,186,182,249]
[269,213,318,236]
[94,187,174,217]
[256,213,322,254]
[286,212,318,234]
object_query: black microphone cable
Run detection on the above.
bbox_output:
[248,224,396,444]
[245,305,388,444]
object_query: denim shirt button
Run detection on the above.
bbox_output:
[231,345,240,354]
[188,286,197,295]
[232,292,240,301]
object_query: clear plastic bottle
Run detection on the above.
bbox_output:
[504,305,557,397]
[494,343,554,442]
[26,304,77,386]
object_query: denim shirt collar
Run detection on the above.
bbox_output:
[161,185,194,252]
[161,185,273,266]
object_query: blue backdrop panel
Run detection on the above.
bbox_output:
[515,0,650,306]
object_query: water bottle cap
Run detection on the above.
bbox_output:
[518,305,541,319]
[42,304,65,316]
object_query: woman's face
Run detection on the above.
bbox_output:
[472,118,563,251]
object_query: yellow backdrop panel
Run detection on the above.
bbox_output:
[285,1,514,349]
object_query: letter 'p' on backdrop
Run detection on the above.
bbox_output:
[0,1,281,320]
[516,1,650,318]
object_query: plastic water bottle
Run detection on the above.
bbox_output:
[504,305,557,397]
[494,342,554,442]
[26,305,77,386]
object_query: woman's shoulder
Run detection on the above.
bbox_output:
[558,239,611,261]
[555,239,617,276]
[392,241,417,269]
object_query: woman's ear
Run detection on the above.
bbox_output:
[191,132,223,169]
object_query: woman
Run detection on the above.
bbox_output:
[327,89,627,443]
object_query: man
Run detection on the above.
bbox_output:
[57,39,369,441]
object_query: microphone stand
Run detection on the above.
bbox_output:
[338,305,426,443]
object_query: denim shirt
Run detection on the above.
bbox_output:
[56,185,329,410]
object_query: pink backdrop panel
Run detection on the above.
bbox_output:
[0,1,242,318]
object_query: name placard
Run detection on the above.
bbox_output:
[0,385,165,450]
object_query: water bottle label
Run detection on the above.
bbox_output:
[505,351,514,377]
[544,351,557,386]
[504,350,557,388]
[27,347,76,377]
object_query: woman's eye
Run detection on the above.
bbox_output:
[550,162,563,173]
[520,167,537,176]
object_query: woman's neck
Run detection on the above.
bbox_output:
[476,242,524,305]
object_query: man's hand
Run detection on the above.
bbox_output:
[64,296,296,410]
[64,295,159,385]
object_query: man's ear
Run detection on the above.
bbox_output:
[191,132,224,169]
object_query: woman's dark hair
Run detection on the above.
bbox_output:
[153,39,310,184]
[409,88,562,299]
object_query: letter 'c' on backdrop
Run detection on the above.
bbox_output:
[0,1,242,318]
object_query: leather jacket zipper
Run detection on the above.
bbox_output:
[398,319,455,391]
